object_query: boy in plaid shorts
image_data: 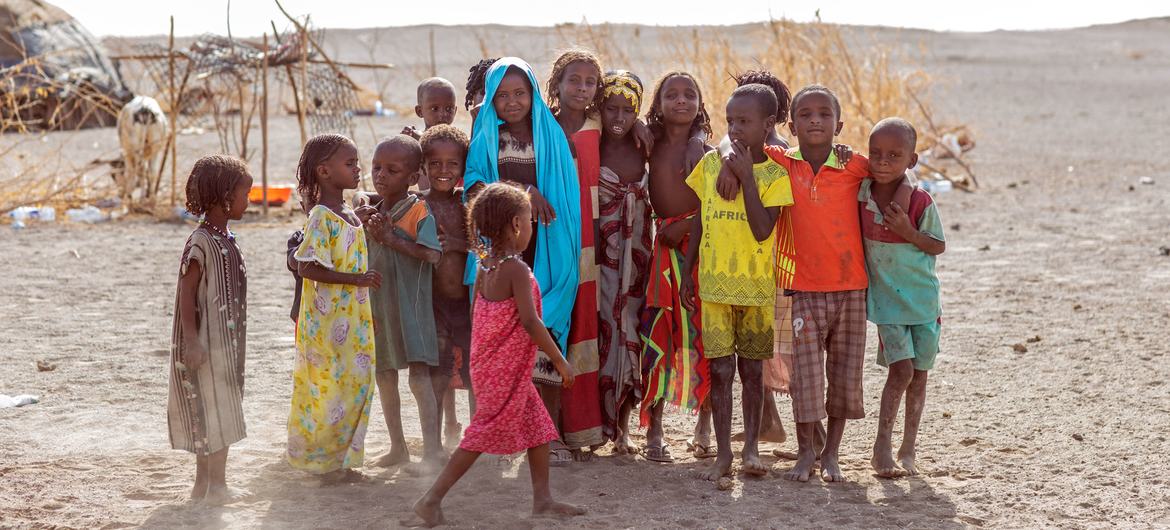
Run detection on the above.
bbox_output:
[681,84,793,481]
[861,118,945,478]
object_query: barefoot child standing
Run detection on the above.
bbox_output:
[596,70,652,454]
[168,155,253,504]
[288,134,381,483]
[406,183,583,527]
[681,84,794,480]
[359,135,446,471]
[418,125,474,447]
[861,118,946,478]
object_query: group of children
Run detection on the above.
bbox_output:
[166,49,946,525]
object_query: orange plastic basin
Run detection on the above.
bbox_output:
[249,185,293,206]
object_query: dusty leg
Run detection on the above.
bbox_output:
[191,453,209,500]
[539,384,572,465]
[899,369,929,475]
[528,443,586,517]
[739,357,767,476]
[820,416,847,482]
[690,399,714,457]
[402,448,481,527]
[202,447,249,505]
[696,356,734,481]
[759,392,787,443]
[872,359,913,478]
[615,399,635,454]
[428,367,452,449]
[374,369,410,466]
[408,363,444,474]
[782,422,817,482]
[442,388,461,446]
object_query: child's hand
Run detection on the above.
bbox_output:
[658,220,688,249]
[725,139,754,184]
[881,201,915,239]
[438,233,469,254]
[833,143,853,165]
[632,120,655,157]
[680,274,698,312]
[556,360,577,389]
[401,125,421,140]
[354,270,383,289]
[528,187,557,226]
[684,137,706,174]
[183,340,208,372]
[355,205,378,225]
[715,161,740,201]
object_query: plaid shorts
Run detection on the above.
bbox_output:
[788,289,867,423]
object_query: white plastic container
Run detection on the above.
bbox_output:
[8,206,55,222]
[65,205,108,223]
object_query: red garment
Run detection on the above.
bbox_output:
[460,271,560,455]
[560,120,604,449]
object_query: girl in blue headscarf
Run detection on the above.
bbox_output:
[463,58,581,361]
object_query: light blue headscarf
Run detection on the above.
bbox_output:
[463,57,581,352]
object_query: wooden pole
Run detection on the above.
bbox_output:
[429,28,436,77]
[168,16,178,207]
[261,32,270,217]
[272,21,307,147]
[299,24,309,138]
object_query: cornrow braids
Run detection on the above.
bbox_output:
[546,48,603,116]
[790,84,842,122]
[734,69,791,121]
[420,124,470,159]
[295,133,353,208]
[184,154,250,216]
[645,71,713,141]
[466,182,530,257]
[465,58,499,110]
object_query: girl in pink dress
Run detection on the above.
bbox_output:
[405,183,584,528]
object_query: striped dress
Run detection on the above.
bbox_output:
[167,227,247,455]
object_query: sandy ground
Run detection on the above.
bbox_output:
[3,18,1170,529]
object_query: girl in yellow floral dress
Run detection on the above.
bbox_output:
[288,134,383,482]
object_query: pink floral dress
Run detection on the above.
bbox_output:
[459,269,560,455]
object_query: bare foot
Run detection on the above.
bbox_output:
[444,422,462,447]
[202,485,251,505]
[898,446,919,476]
[741,450,768,477]
[614,432,636,455]
[570,448,594,462]
[695,453,733,481]
[731,425,787,444]
[872,439,906,479]
[406,455,448,477]
[782,450,816,482]
[533,499,586,517]
[401,496,446,528]
[820,454,846,482]
[376,446,414,467]
[320,468,368,485]
[189,481,208,501]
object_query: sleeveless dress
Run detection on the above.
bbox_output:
[459,269,560,455]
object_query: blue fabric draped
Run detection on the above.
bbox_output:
[462,57,581,351]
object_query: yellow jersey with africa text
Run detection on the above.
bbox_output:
[686,150,794,306]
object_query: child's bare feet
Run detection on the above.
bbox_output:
[202,485,251,506]
[897,445,918,476]
[741,448,768,477]
[820,453,846,482]
[532,499,585,518]
[406,454,449,477]
[320,468,368,485]
[374,447,410,467]
[782,449,817,482]
[871,438,906,478]
[190,480,208,501]
[613,430,636,455]
[401,496,446,528]
[695,453,733,481]
[570,448,595,462]
[733,423,787,443]
[444,422,463,447]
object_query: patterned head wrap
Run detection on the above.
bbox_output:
[601,70,644,114]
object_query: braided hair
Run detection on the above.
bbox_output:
[467,182,530,257]
[184,154,250,216]
[734,70,791,122]
[546,48,603,116]
[645,71,712,141]
[295,133,354,208]
[465,58,499,111]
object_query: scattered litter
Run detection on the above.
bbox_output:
[65,206,108,223]
[949,223,961,232]
[1073,304,1083,311]
[1007,182,1018,189]
[1139,176,1155,185]
[1128,185,1136,192]
[0,394,39,408]
[11,220,24,230]
[36,360,56,372]
[174,206,201,223]
[179,126,207,135]
[1026,335,1042,343]
[716,477,734,491]
[1067,166,1074,173]
[8,206,56,223]
[919,177,952,195]
[1012,343,1028,353]
[1071,433,1084,442]
[1159,246,1170,257]
[978,245,991,251]
[942,411,953,418]
[94,198,122,209]
[69,249,81,259]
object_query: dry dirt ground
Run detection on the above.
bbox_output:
[2,19,1170,530]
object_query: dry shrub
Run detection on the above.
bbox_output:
[0,135,120,214]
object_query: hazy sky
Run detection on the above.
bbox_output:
[51,0,1169,37]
